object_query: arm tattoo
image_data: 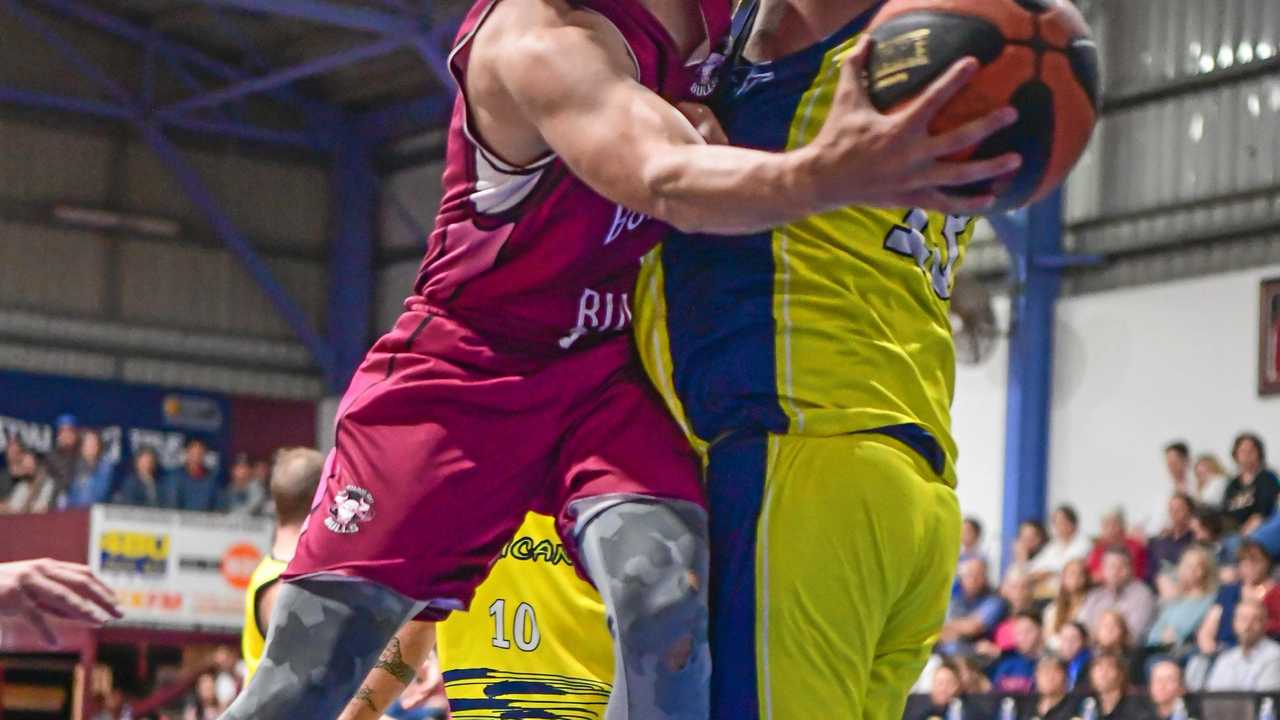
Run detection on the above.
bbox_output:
[374,636,418,686]
[354,687,378,713]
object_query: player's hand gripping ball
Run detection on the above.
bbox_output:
[867,0,1099,212]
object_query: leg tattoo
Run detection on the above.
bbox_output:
[353,687,378,713]
[373,636,418,685]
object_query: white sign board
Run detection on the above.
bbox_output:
[88,505,273,631]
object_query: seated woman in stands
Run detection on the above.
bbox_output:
[1144,545,1217,659]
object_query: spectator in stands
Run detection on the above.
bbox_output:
[64,429,117,508]
[45,414,80,499]
[1137,441,1192,538]
[1144,545,1217,655]
[1083,652,1153,720]
[955,654,993,695]
[1189,508,1231,568]
[224,453,266,516]
[982,570,1039,655]
[1008,520,1049,578]
[1147,661,1194,720]
[939,556,1006,656]
[1195,540,1280,656]
[114,446,170,508]
[1,450,56,514]
[905,659,983,720]
[1222,433,1279,534]
[1204,598,1280,692]
[0,435,23,499]
[1082,548,1155,643]
[1087,510,1149,583]
[960,516,986,565]
[1029,655,1076,720]
[1057,621,1092,690]
[1030,505,1092,596]
[1192,454,1229,509]
[990,612,1044,693]
[251,456,275,516]
[170,438,222,512]
[1091,609,1152,686]
[1045,559,1091,651]
[185,671,224,719]
[1146,494,1195,589]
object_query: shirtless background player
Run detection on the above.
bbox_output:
[219,0,1021,714]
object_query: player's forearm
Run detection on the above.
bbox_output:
[340,624,436,720]
[640,143,829,235]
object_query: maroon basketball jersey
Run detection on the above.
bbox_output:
[409,0,730,353]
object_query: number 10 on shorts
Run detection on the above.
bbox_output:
[489,598,541,651]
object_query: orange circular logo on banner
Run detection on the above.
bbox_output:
[220,543,262,590]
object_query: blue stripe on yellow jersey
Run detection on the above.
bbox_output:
[635,0,975,485]
[437,512,612,719]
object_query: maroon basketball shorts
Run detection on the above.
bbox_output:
[283,308,703,620]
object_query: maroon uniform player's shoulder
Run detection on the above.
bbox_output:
[408,0,731,351]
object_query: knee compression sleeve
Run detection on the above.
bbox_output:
[575,498,711,720]
[220,577,422,720]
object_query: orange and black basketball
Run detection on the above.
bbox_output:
[867,0,1099,212]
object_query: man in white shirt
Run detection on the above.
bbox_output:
[1136,441,1192,538]
[1028,504,1092,596]
[1206,599,1280,692]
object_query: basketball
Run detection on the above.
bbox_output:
[867,0,1100,212]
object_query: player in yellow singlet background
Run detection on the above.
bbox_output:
[241,448,324,680]
[634,1,1010,716]
[433,511,615,720]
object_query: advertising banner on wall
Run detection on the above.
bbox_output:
[88,505,273,631]
[0,370,230,477]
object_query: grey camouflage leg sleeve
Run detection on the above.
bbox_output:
[219,577,421,720]
[575,497,711,720]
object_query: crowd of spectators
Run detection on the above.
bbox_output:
[0,415,273,516]
[911,433,1280,720]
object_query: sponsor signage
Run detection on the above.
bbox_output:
[88,505,271,631]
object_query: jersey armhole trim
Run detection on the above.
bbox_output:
[580,7,642,82]
[448,0,643,174]
[449,0,645,175]
[252,576,280,638]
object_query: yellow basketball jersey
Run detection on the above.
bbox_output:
[635,31,975,485]
[241,554,287,681]
[436,512,613,719]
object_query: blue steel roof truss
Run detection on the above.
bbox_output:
[0,0,461,391]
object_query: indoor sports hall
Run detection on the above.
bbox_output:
[0,0,1277,718]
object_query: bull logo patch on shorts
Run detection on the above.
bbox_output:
[690,49,726,98]
[325,486,375,534]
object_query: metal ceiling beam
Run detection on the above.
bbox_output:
[159,35,410,117]
[201,0,404,34]
[33,0,341,138]
[0,85,317,148]
[328,124,376,387]
[357,93,452,142]
[3,0,340,383]
[0,86,131,120]
[140,122,340,383]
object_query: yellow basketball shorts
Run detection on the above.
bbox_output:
[706,430,961,720]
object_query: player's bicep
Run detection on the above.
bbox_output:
[498,21,706,213]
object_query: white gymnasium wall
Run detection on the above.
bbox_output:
[1050,264,1280,535]
[952,339,1009,563]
